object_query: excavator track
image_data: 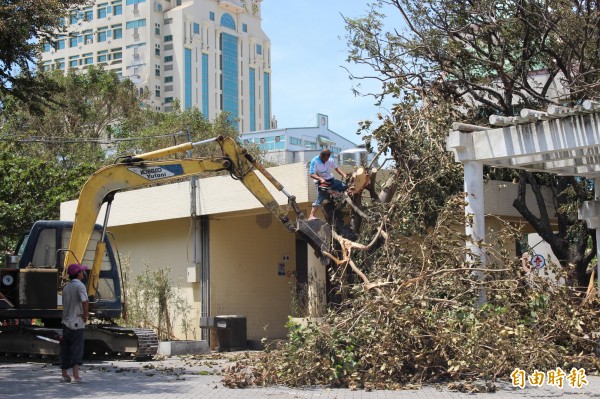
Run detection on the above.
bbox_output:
[94,326,159,359]
[0,325,158,359]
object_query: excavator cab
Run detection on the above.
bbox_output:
[0,221,122,322]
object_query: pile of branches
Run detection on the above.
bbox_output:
[223,196,600,389]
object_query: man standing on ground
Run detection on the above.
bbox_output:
[308,149,347,220]
[60,263,89,383]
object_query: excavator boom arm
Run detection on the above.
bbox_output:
[63,135,331,298]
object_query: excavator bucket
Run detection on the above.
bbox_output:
[296,219,332,266]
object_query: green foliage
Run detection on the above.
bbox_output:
[360,96,463,234]
[0,142,97,253]
[1,66,144,164]
[0,1,88,110]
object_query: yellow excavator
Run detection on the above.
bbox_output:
[0,135,331,357]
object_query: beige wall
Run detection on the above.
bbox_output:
[108,211,302,342]
[210,213,297,342]
[108,218,200,339]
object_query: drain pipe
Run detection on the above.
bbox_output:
[186,129,207,340]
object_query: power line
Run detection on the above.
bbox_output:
[0,131,191,144]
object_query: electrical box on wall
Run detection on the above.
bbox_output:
[187,266,200,283]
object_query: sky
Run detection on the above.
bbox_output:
[260,1,393,145]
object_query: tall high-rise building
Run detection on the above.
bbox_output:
[40,0,272,132]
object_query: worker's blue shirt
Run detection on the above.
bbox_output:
[309,155,337,181]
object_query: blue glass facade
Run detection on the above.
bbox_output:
[249,68,256,131]
[264,72,270,129]
[184,48,192,109]
[221,33,238,128]
[202,53,209,117]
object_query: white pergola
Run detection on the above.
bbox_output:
[446,101,600,288]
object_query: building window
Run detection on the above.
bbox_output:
[55,58,65,70]
[185,48,192,109]
[164,55,173,62]
[256,44,262,55]
[155,44,160,56]
[68,55,80,68]
[155,64,160,76]
[242,23,247,33]
[42,42,51,52]
[155,23,160,35]
[209,11,215,21]
[69,36,78,47]
[112,1,123,15]
[126,19,146,29]
[112,24,122,39]
[83,7,93,21]
[289,137,302,145]
[56,38,66,50]
[193,23,200,35]
[202,53,209,117]
[111,47,123,60]
[304,140,316,149]
[164,34,173,42]
[70,12,80,24]
[155,85,160,97]
[97,50,109,63]
[264,72,270,130]
[83,53,93,65]
[249,67,255,131]
[83,30,93,45]
[126,0,146,4]
[165,97,173,103]
[97,28,108,42]
[165,76,173,83]
[220,13,236,30]
[220,33,239,128]
[97,3,108,19]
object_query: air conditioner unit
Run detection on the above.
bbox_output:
[259,137,266,144]
[133,3,139,13]
[133,52,140,59]
[275,136,281,142]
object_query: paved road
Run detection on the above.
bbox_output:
[1,355,597,398]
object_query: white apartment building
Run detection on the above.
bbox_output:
[240,113,358,165]
[40,0,272,133]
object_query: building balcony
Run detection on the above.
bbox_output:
[218,0,244,13]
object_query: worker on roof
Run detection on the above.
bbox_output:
[308,148,347,220]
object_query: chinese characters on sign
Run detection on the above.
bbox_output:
[511,368,588,389]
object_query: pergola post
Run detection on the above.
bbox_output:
[463,160,487,305]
